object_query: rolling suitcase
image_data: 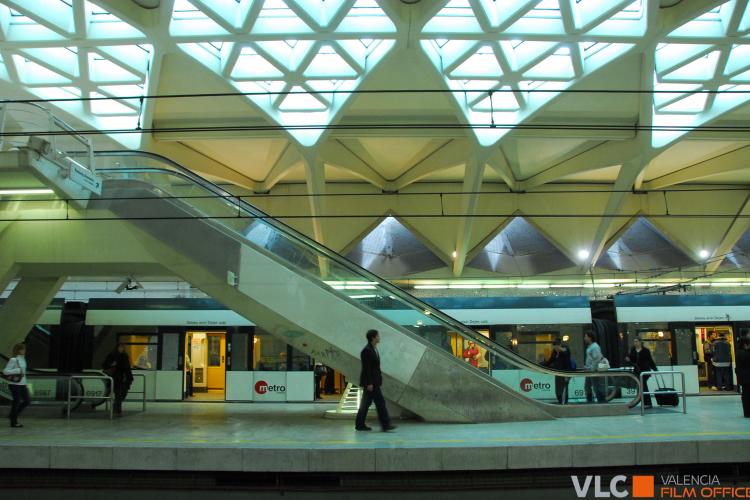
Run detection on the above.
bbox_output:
[653,374,679,406]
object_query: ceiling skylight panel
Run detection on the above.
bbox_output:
[658,92,708,114]
[336,0,396,33]
[507,40,557,71]
[528,0,561,18]
[725,44,750,76]
[611,0,642,20]
[85,1,146,39]
[278,86,327,111]
[89,92,138,116]
[254,0,313,34]
[422,0,481,33]
[730,68,750,82]
[30,86,81,101]
[231,47,284,79]
[473,88,520,111]
[652,81,700,107]
[523,48,575,80]
[740,3,750,32]
[304,45,359,78]
[12,55,72,85]
[5,0,75,35]
[662,51,720,82]
[290,0,347,28]
[88,52,142,83]
[19,47,79,77]
[255,40,313,71]
[654,43,712,75]
[448,46,502,78]
[306,79,349,92]
[667,3,730,38]
[172,0,203,20]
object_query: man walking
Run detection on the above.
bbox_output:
[355,329,396,432]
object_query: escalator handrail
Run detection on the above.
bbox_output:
[90,151,640,386]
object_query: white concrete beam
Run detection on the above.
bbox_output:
[705,194,750,273]
[452,150,490,276]
[0,275,66,355]
[258,142,302,193]
[518,139,636,191]
[643,145,750,190]
[387,139,467,191]
[320,140,388,190]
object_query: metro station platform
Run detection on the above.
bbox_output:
[0,396,748,474]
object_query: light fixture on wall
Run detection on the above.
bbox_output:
[699,249,710,260]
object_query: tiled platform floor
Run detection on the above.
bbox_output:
[0,396,747,472]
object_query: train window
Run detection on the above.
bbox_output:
[253,330,288,371]
[119,334,158,370]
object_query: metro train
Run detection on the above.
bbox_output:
[4,293,749,404]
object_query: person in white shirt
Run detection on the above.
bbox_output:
[584,332,606,404]
[3,343,30,428]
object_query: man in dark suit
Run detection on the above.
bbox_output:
[355,329,396,432]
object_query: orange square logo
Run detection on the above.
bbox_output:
[632,475,655,498]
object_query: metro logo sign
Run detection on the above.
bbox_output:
[254,380,286,395]
[519,378,551,393]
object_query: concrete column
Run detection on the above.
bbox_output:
[0,276,65,355]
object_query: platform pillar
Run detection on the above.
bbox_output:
[0,275,65,355]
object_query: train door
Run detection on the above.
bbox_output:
[695,325,736,392]
[186,331,226,400]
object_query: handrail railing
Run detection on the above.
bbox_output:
[67,375,114,420]
[129,373,147,412]
[640,370,686,415]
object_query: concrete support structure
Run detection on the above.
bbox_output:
[0,275,65,355]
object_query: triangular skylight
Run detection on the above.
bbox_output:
[467,217,574,275]
[174,0,396,146]
[288,0,348,29]
[421,1,640,146]
[597,217,695,272]
[170,0,231,36]
[345,216,445,277]
[0,2,150,148]
[651,2,750,148]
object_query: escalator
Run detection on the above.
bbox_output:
[0,352,109,414]
[1,146,641,422]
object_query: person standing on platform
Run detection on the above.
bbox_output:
[625,337,658,409]
[463,341,480,368]
[584,332,606,403]
[103,343,134,416]
[546,338,571,404]
[355,329,396,432]
[185,353,194,398]
[735,337,750,418]
[314,362,325,399]
[4,343,30,428]
[712,335,732,391]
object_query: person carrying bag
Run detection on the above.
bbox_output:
[2,343,30,428]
